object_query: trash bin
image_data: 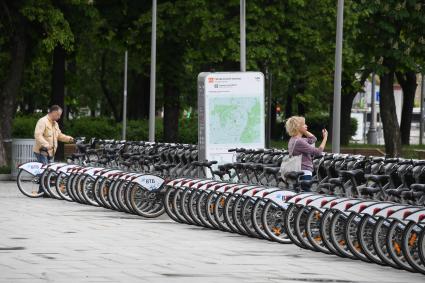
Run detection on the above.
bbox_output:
[11,139,36,180]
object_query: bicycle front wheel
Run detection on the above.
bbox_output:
[17,169,43,198]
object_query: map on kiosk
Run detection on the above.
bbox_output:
[208,96,261,144]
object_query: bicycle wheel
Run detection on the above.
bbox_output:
[180,188,197,224]
[93,176,106,206]
[387,220,416,272]
[130,184,164,218]
[294,206,317,251]
[283,204,306,248]
[98,178,113,209]
[205,191,220,229]
[372,218,400,269]
[402,222,425,274]
[55,172,72,201]
[163,185,182,223]
[16,169,43,198]
[419,227,425,269]
[172,186,189,223]
[45,170,61,199]
[251,198,271,240]
[81,176,100,206]
[357,215,386,265]
[66,174,79,202]
[213,192,233,232]
[223,194,241,233]
[115,181,132,213]
[196,190,215,229]
[107,178,122,211]
[232,195,250,236]
[188,189,204,226]
[240,197,261,238]
[305,208,331,254]
[320,209,346,257]
[345,213,371,262]
[262,200,291,244]
[329,211,357,260]
[75,174,89,205]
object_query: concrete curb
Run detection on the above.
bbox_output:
[0,174,11,181]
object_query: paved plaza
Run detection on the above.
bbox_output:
[0,181,424,283]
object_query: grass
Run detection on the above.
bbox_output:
[0,166,11,174]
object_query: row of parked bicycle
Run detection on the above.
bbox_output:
[66,138,425,204]
[16,161,166,218]
[163,177,425,274]
[15,138,425,275]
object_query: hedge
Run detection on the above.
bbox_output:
[11,113,357,145]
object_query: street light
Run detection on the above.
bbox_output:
[240,0,246,72]
[122,50,128,140]
[148,0,157,142]
[420,73,425,145]
[331,0,344,153]
[367,73,378,144]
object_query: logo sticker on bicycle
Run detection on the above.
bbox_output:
[132,175,165,191]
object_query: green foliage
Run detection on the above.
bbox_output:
[11,115,42,138]
[178,116,198,144]
[121,119,164,142]
[0,166,11,174]
[66,117,119,140]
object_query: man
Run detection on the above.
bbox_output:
[33,105,74,195]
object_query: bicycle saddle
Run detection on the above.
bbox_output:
[284,171,304,179]
[410,184,425,192]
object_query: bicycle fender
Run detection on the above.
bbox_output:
[132,175,165,191]
[355,202,395,216]
[262,190,297,208]
[404,209,425,223]
[18,162,44,176]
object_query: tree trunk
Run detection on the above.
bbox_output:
[100,51,120,122]
[396,71,417,145]
[0,15,27,167]
[129,72,150,120]
[163,83,180,142]
[50,45,66,161]
[340,93,356,145]
[270,99,278,139]
[380,61,402,157]
[340,71,370,145]
[285,92,293,119]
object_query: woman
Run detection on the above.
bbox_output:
[285,116,328,191]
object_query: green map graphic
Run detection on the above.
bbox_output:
[208,97,261,144]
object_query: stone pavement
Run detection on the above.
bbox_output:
[0,181,424,283]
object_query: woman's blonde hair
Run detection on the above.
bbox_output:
[285,116,305,136]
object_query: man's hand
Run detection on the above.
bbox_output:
[69,137,75,143]
[41,145,53,151]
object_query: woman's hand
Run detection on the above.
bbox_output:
[322,129,328,139]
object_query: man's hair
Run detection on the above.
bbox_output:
[48,105,63,113]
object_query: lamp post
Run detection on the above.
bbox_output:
[331,0,344,153]
[240,0,246,72]
[420,73,425,145]
[148,0,157,142]
[122,50,128,140]
[367,73,378,144]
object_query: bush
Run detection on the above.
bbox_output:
[178,115,198,144]
[0,166,11,174]
[12,115,41,138]
[123,118,164,141]
[66,117,120,140]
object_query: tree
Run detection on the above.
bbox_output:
[354,0,425,156]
